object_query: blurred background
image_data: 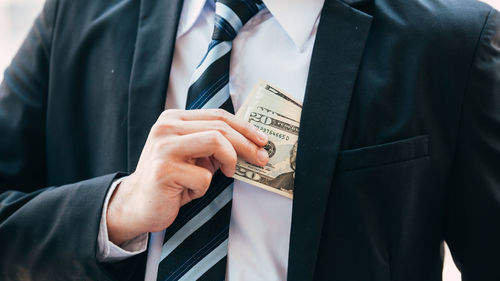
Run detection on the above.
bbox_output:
[0,0,44,81]
[0,0,499,280]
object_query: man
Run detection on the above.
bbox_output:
[0,0,499,280]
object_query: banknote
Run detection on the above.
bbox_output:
[233,81,302,198]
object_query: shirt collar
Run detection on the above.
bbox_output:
[176,0,211,38]
[263,0,324,49]
[177,0,324,50]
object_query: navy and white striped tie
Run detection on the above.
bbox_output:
[154,1,264,280]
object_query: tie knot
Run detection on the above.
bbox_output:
[213,0,264,41]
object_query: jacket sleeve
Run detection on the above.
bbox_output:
[0,1,146,280]
[445,8,500,281]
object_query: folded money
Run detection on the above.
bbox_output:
[233,81,302,199]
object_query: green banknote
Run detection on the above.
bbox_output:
[233,81,302,198]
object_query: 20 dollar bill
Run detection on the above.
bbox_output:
[233,81,302,199]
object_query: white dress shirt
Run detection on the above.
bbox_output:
[97,0,324,279]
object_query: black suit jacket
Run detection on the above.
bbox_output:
[0,0,499,280]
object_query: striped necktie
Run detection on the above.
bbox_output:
[154,1,264,280]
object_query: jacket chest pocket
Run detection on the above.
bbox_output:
[320,135,435,280]
[337,134,429,172]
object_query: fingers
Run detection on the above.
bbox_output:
[110,110,264,241]
[156,109,269,167]
[172,120,268,167]
[169,163,214,201]
[172,131,238,177]
[164,109,268,147]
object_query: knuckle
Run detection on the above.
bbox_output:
[201,188,209,197]
[230,151,238,165]
[240,137,255,153]
[189,187,203,199]
[247,123,257,134]
[195,188,207,199]
[161,120,178,132]
[191,192,203,200]
[161,163,182,184]
[202,170,213,188]
[249,143,259,156]
[158,110,170,120]
[226,148,237,165]
[207,130,225,146]
[151,139,175,155]
[150,123,162,137]
[160,109,180,119]
[214,120,230,135]
[214,108,229,121]
[151,120,179,137]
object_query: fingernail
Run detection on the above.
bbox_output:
[257,149,269,163]
[257,130,268,143]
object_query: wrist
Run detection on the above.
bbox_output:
[107,177,145,245]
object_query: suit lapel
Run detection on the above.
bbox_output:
[127,0,184,170]
[287,0,372,280]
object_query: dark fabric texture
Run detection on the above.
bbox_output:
[0,0,498,280]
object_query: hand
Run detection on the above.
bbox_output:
[106,109,269,245]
